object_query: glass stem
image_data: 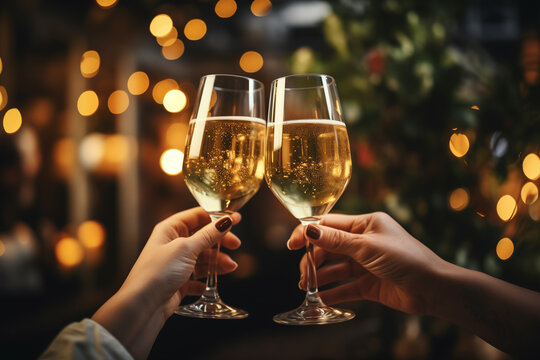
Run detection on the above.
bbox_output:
[202,214,223,301]
[301,219,324,307]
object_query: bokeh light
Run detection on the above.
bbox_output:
[0,56,2,75]
[471,105,479,110]
[496,194,517,222]
[152,79,179,104]
[449,188,469,211]
[160,149,184,175]
[53,138,76,177]
[184,19,207,41]
[55,236,84,268]
[165,122,187,148]
[521,182,539,204]
[239,51,264,73]
[80,133,105,170]
[150,14,173,38]
[0,240,5,257]
[77,90,99,116]
[215,0,237,18]
[496,237,514,260]
[251,0,272,17]
[522,153,540,180]
[156,27,178,47]
[3,108,22,134]
[108,90,129,114]
[96,0,117,9]
[0,85,7,111]
[163,89,187,113]
[127,71,149,95]
[449,133,470,158]
[102,134,130,169]
[161,39,185,60]
[80,50,100,78]
[78,220,106,249]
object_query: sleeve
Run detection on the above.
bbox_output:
[39,318,134,360]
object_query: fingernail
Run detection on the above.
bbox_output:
[215,216,232,232]
[286,239,292,250]
[230,260,238,270]
[306,224,321,240]
[298,275,304,290]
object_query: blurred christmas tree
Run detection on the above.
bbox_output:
[291,0,540,285]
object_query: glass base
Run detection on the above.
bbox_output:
[175,297,248,319]
[273,304,355,325]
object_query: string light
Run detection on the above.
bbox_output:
[152,79,179,104]
[150,14,173,38]
[78,221,106,249]
[496,237,514,260]
[127,71,149,95]
[160,149,184,175]
[3,108,22,134]
[163,89,187,113]
[161,39,185,60]
[449,132,470,158]
[55,236,84,268]
[77,90,99,116]
[108,90,129,114]
[522,153,540,180]
[449,188,469,211]
[496,194,517,222]
[184,19,207,41]
[0,86,7,111]
[239,51,264,73]
[215,0,237,18]
[521,182,539,204]
[251,0,272,17]
[80,50,100,78]
[96,0,117,9]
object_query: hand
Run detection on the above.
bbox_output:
[92,207,241,359]
[288,212,446,315]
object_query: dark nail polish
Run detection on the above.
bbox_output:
[215,216,232,232]
[306,224,321,240]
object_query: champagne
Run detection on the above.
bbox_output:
[266,119,352,220]
[183,116,265,214]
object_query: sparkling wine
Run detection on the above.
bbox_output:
[183,116,266,214]
[266,119,352,220]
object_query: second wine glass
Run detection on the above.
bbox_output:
[265,74,355,325]
[175,74,265,319]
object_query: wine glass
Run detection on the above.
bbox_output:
[175,74,265,319]
[265,74,355,325]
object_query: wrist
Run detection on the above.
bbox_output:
[422,259,463,318]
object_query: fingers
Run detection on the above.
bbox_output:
[221,232,241,250]
[287,224,305,250]
[298,246,346,277]
[303,224,365,256]
[193,251,238,278]
[179,280,205,298]
[319,279,365,305]
[179,213,241,256]
[320,213,371,233]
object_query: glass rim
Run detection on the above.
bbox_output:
[271,73,336,90]
[201,73,264,90]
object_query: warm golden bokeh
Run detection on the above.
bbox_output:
[0,86,7,111]
[449,188,469,211]
[522,153,540,180]
[215,0,237,18]
[80,50,100,78]
[239,51,264,73]
[53,138,76,177]
[80,133,105,170]
[250,0,272,17]
[449,133,470,158]
[165,122,187,148]
[163,89,187,113]
[470,105,479,110]
[55,236,84,267]
[96,0,117,9]
[0,56,3,75]
[152,79,179,104]
[496,237,514,260]
[521,181,539,204]
[161,39,185,60]
[496,194,517,222]
[77,90,99,116]
[127,71,150,95]
[0,240,5,257]
[78,220,106,249]
[150,14,173,38]
[160,149,184,175]
[103,134,130,170]
[3,108,22,134]
[108,90,129,114]
[184,19,207,41]
[156,27,178,47]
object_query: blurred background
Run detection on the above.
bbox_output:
[1,0,539,358]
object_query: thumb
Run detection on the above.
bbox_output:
[184,216,234,255]
[305,224,363,255]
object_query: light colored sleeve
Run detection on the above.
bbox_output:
[40,318,133,360]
